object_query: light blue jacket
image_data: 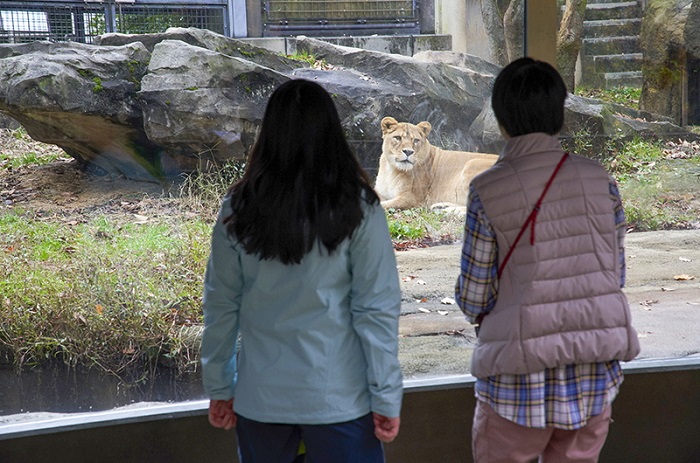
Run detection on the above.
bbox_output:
[201,195,403,424]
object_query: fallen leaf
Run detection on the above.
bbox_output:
[416,279,427,285]
[441,297,456,305]
[416,297,428,303]
[673,274,696,281]
[133,214,149,224]
[661,287,676,292]
[679,257,693,262]
[437,310,449,316]
[445,329,465,336]
[688,302,700,306]
[418,308,431,313]
[95,304,104,315]
[639,300,659,310]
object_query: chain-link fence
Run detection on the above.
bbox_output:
[0,0,229,44]
[0,0,422,43]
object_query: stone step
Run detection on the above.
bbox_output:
[587,0,634,4]
[583,18,642,38]
[579,54,642,87]
[591,52,643,73]
[585,1,642,21]
[582,35,640,56]
[604,71,643,88]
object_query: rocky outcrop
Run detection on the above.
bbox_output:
[639,0,693,124]
[0,27,695,181]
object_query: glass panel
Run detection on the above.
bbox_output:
[0,0,698,436]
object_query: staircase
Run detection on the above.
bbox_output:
[579,0,644,89]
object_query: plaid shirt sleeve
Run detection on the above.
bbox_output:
[610,179,626,287]
[455,185,498,324]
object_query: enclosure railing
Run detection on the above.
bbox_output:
[0,0,231,44]
[262,0,420,36]
[0,0,421,42]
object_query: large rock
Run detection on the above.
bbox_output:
[0,27,696,181]
[139,39,288,166]
[639,0,693,124]
[685,0,700,124]
[0,40,159,178]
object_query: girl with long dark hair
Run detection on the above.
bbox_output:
[201,79,403,462]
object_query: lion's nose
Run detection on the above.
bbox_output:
[402,149,414,157]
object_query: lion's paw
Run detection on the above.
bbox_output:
[430,203,467,217]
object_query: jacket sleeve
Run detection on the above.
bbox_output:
[348,200,403,418]
[201,197,243,400]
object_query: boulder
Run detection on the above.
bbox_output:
[639,0,693,124]
[0,27,696,182]
[0,40,159,178]
[684,0,700,124]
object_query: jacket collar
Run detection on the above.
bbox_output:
[501,133,563,161]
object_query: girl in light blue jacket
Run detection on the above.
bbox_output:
[201,79,403,462]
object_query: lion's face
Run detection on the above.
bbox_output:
[380,117,432,172]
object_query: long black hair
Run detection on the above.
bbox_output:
[224,79,379,265]
[491,57,568,137]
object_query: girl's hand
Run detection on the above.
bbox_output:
[373,412,401,443]
[208,398,237,430]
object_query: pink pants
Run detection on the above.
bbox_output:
[472,400,612,463]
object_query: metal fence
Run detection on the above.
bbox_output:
[0,0,230,44]
[262,0,420,36]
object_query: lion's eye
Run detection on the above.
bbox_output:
[393,135,401,142]
[413,138,421,145]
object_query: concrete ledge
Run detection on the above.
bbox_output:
[242,34,452,57]
[1,356,699,462]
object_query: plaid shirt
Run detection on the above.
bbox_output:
[455,182,627,430]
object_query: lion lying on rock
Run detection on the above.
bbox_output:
[374,117,498,211]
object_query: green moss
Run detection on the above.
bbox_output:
[237,47,257,58]
[92,77,104,93]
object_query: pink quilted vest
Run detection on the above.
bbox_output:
[469,133,640,378]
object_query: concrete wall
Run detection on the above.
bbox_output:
[434,0,493,60]
[242,34,452,57]
[2,359,699,462]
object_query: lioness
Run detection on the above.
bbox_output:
[374,117,498,211]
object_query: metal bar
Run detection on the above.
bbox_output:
[1,355,697,442]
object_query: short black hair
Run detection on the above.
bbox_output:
[491,57,568,137]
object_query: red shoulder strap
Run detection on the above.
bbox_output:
[497,152,570,279]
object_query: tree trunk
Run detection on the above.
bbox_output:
[481,0,509,66]
[557,0,588,91]
[504,0,525,62]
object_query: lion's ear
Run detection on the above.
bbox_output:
[417,121,432,137]
[381,117,398,134]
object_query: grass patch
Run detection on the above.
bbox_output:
[575,86,641,109]
[177,159,246,215]
[386,208,463,243]
[0,210,211,377]
[0,128,66,169]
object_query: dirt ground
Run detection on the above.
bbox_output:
[1,150,699,381]
[395,233,700,379]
